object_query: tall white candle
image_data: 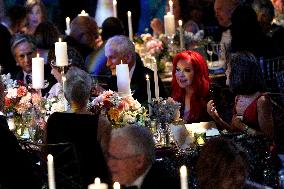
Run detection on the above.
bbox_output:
[32,53,44,89]
[55,38,68,66]
[65,17,71,35]
[113,0,117,17]
[88,183,107,189]
[113,182,120,189]
[153,63,159,99]
[169,0,173,15]
[116,62,131,97]
[180,165,188,189]
[127,11,133,41]
[78,10,89,16]
[178,20,184,50]
[47,154,56,189]
[164,12,175,36]
[146,75,152,115]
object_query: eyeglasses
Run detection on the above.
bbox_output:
[107,153,139,161]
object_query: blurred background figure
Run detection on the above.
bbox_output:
[25,0,47,35]
[66,15,101,60]
[34,21,61,64]
[196,137,270,189]
[85,16,125,77]
[271,0,284,26]
[171,50,210,123]
[0,4,27,74]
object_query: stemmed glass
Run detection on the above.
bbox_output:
[206,36,214,64]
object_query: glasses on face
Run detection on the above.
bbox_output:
[107,153,139,161]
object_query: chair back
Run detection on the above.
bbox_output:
[43,142,82,189]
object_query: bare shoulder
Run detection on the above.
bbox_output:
[257,94,272,109]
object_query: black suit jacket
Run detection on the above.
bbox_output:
[140,163,180,189]
[0,24,19,75]
[0,115,41,189]
[45,112,111,188]
[12,65,56,96]
[107,63,167,105]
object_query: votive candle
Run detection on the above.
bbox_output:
[127,11,133,41]
[47,154,56,189]
[180,165,188,189]
[32,53,44,89]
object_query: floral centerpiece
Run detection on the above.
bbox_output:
[91,90,148,128]
[150,97,181,124]
[134,33,174,72]
[1,73,46,140]
[44,91,66,117]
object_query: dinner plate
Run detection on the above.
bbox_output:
[207,60,225,70]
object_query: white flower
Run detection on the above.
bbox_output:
[7,88,18,98]
[123,114,136,123]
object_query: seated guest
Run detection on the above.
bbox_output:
[171,50,210,123]
[25,0,47,35]
[107,125,180,189]
[45,66,111,187]
[10,33,54,94]
[85,16,125,76]
[65,15,101,60]
[104,35,167,104]
[196,137,270,189]
[0,77,42,189]
[0,4,27,74]
[207,52,274,139]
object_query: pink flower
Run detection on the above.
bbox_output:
[17,86,27,97]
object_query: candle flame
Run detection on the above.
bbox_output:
[113,0,117,5]
[37,53,39,58]
[66,17,70,22]
[94,177,101,185]
[47,154,53,161]
[127,11,131,17]
[59,38,62,42]
[146,74,149,80]
[81,10,85,14]
[178,20,183,26]
[180,165,187,177]
[120,60,123,64]
[169,0,173,6]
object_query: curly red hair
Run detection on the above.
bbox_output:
[171,50,210,122]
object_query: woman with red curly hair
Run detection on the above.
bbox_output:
[171,50,210,123]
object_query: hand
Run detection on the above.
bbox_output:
[207,100,220,120]
[150,18,164,36]
[231,115,244,131]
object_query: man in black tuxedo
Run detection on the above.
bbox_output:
[104,35,167,105]
[107,125,180,189]
[0,78,42,189]
[10,33,55,95]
